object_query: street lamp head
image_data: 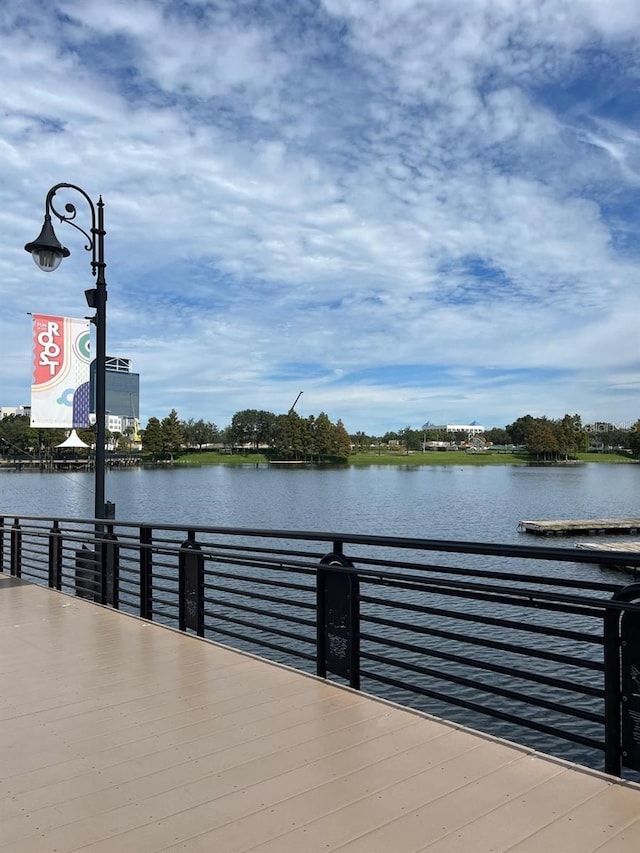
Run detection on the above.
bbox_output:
[24,214,70,272]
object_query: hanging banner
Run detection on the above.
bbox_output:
[30,314,92,428]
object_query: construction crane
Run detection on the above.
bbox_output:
[288,391,303,415]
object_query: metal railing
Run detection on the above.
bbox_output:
[2,513,640,779]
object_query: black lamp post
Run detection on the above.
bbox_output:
[25,183,109,522]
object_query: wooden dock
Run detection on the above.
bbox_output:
[519,518,640,536]
[2,574,640,852]
[576,541,640,574]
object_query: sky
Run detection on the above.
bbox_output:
[1,0,640,436]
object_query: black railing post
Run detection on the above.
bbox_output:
[139,526,153,620]
[0,517,4,573]
[317,542,360,690]
[620,595,640,773]
[99,526,119,608]
[10,518,22,578]
[604,603,622,776]
[179,532,204,637]
[604,583,640,776]
[75,544,100,600]
[48,521,62,589]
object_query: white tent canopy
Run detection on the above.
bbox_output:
[56,429,90,449]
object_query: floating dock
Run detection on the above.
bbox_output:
[576,541,640,574]
[519,518,640,536]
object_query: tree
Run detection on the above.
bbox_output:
[0,416,74,460]
[398,426,423,453]
[40,428,69,456]
[271,412,307,460]
[161,409,184,456]
[183,418,219,450]
[77,428,96,448]
[584,421,632,451]
[526,418,560,460]
[557,413,586,457]
[484,428,509,445]
[228,409,277,450]
[116,433,132,452]
[141,417,163,460]
[506,415,535,446]
[0,414,37,454]
[351,431,371,451]
[629,420,640,458]
[312,413,334,460]
[331,419,352,460]
[268,411,352,462]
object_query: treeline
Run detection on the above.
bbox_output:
[0,415,98,456]
[495,414,588,460]
[350,414,640,459]
[2,409,639,462]
[498,414,640,460]
[140,408,352,462]
[141,409,638,461]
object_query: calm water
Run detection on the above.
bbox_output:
[1,461,638,544]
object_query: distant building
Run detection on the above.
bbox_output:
[90,356,140,435]
[0,405,31,419]
[466,435,488,453]
[431,421,485,437]
[424,440,457,451]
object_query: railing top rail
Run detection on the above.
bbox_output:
[3,512,640,568]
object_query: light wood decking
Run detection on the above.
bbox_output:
[1,574,639,852]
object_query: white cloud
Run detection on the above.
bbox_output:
[1,0,639,435]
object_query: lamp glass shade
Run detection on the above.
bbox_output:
[31,248,64,272]
[24,215,70,273]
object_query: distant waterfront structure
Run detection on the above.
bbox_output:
[91,356,140,435]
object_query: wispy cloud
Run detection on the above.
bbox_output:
[1,0,639,433]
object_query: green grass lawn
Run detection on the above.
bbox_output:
[158,449,635,467]
[351,450,634,465]
[349,450,525,465]
[173,451,270,465]
[575,452,634,464]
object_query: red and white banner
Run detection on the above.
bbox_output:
[30,314,91,428]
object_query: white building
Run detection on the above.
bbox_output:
[0,405,31,419]
[431,422,485,436]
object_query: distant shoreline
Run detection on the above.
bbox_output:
[173,450,635,467]
[1,451,634,472]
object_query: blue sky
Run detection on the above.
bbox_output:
[1,0,639,435]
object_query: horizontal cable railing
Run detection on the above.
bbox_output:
[2,513,640,780]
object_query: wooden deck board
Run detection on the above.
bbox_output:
[576,541,640,554]
[519,518,640,536]
[574,541,640,573]
[1,575,639,853]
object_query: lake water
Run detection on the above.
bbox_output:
[1,461,638,545]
